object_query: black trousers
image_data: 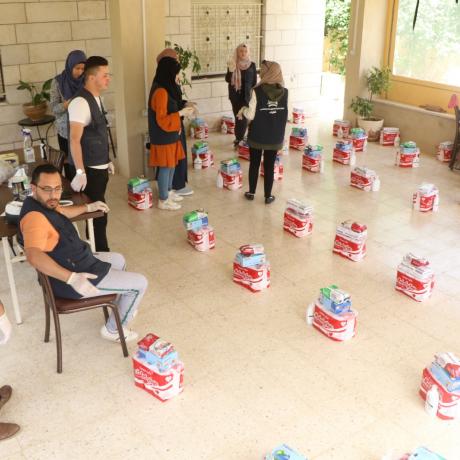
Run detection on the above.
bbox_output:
[248,148,277,198]
[84,168,110,252]
[57,134,76,180]
[230,99,248,142]
[172,122,188,190]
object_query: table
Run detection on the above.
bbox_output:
[18,115,56,158]
[1,167,103,324]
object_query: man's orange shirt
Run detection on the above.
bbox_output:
[20,208,63,251]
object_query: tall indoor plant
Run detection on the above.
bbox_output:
[350,66,391,141]
[17,79,52,121]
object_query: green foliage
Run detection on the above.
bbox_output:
[324,0,351,75]
[350,67,391,119]
[17,79,52,106]
[164,41,201,90]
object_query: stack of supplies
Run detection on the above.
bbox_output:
[183,209,215,252]
[260,154,283,180]
[395,141,420,168]
[132,333,184,402]
[349,127,367,152]
[333,140,353,164]
[238,139,250,161]
[265,444,307,460]
[191,140,214,169]
[306,285,357,342]
[419,352,460,420]
[283,199,313,238]
[221,115,235,134]
[350,166,379,192]
[289,127,308,151]
[233,244,270,292]
[333,220,367,261]
[332,119,351,138]
[127,176,152,210]
[217,158,243,190]
[302,144,323,173]
[437,141,453,162]
[292,107,305,125]
[380,127,400,146]
[413,183,439,212]
[395,253,434,302]
[190,117,208,139]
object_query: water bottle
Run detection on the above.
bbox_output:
[425,384,440,417]
[22,128,34,163]
[432,193,440,212]
[350,147,356,166]
[337,125,343,139]
[394,134,400,148]
[319,158,325,173]
[395,150,400,166]
[194,155,202,170]
[306,303,315,325]
[372,176,380,192]
[216,170,223,188]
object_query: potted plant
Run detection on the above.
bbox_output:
[16,79,52,121]
[164,41,201,93]
[350,66,391,141]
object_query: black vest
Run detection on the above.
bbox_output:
[248,86,288,146]
[71,87,109,167]
[148,84,180,145]
[17,197,111,299]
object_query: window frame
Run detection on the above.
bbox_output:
[384,0,459,112]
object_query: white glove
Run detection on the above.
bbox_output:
[178,107,195,118]
[185,101,198,115]
[71,172,87,192]
[66,272,100,297]
[237,107,246,120]
[86,201,110,213]
[108,162,115,175]
[227,58,236,73]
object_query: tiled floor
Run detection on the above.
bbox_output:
[1,113,460,460]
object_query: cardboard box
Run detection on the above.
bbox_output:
[380,127,400,146]
[312,300,357,342]
[128,189,152,210]
[187,226,215,252]
[333,221,367,261]
[419,366,460,420]
[133,354,184,402]
[332,119,351,137]
[395,254,434,302]
[127,176,151,194]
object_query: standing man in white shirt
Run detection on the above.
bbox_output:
[68,56,114,252]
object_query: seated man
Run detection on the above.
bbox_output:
[18,164,147,342]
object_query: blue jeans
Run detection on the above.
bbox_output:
[157,167,175,200]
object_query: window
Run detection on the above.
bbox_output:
[0,51,6,103]
[192,1,262,77]
[385,0,460,109]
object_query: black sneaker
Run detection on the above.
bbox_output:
[265,195,275,204]
[244,192,255,201]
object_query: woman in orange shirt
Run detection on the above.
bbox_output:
[148,57,194,210]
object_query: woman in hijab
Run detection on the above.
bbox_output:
[50,49,86,178]
[238,60,288,204]
[155,48,196,197]
[225,43,257,147]
[148,56,194,210]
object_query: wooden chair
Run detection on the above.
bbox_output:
[449,106,460,170]
[37,270,128,373]
[46,147,65,173]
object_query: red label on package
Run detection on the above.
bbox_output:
[302,155,321,172]
[333,148,350,164]
[233,261,270,292]
[283,211,313,238]
[312,302,357,342]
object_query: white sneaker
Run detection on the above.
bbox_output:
[158,199,181,210]
[174,186,194,196]
[100,325,138,343]
[168,191,184,202]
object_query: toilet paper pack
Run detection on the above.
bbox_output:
[380,127,400,146]
[437,141,453,162]
[333,221,367,261]
[350,166,378,191]
[332,119,351,138]
[187,226,215,252]
[333,140,353,164]
[395,253,434,302]
[289,127,308,151]
[302,145,323,173]
[412,183,439,212]
[283,199,313,237]
[396,141,420,168]
[350,128,367,152]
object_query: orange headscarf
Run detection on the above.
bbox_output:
[156,48,179,63]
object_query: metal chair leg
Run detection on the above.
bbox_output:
[52,309,63,373]
[109,304,128,358]
[102,306,109,323]
[44,300,50,343]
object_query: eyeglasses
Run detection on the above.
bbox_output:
[37,185,63,195]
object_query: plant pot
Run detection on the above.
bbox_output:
[357,117,384,142]
[22,101,48,121]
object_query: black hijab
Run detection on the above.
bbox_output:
[150,56,182,103]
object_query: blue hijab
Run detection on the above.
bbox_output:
[56,50,87,99]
